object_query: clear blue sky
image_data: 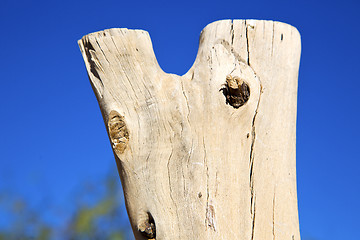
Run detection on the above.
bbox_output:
[0,0,359,239]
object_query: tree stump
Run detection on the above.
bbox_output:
[78,19,301,240]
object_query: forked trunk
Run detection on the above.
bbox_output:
[78,19,301,240]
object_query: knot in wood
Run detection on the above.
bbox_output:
[138,212,156,239]
[108,110,129,154]
[140,222,156,239]
[223,74,250,108]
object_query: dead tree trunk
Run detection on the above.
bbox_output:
[78,19,301,240]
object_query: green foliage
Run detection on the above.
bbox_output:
[0,172,130,239]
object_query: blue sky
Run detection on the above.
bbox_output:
[0,0,359,239]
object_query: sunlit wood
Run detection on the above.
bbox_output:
[78,19,301,240]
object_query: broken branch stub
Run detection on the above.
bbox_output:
[78,20,301,240]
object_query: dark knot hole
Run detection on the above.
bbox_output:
[139,212,156,239]
[220,75,250,108]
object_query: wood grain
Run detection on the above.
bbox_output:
[79,19,301,240]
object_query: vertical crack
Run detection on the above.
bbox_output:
[203,135,215,231]
[167,149,174,202]
[180,80,191,127]
[250,195,256,240]
[230,20,235,46]
[249,118,256,210]
[230,20,237,71]
[249,78,262,240]
[244,20,262,240]
[245,20,250,65]
[249,88,261,240]
[249,83,261,204]
[204,39,214,231]
[95,38,110,65]
[272,192,276,240]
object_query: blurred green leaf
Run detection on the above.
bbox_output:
[37,226,51,240]
[109,232,124,240]
[0,170,129,239]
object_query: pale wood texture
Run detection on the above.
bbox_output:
[78,19,301,240]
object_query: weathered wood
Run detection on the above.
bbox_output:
[78,19,301,240]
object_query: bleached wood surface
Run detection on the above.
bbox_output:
[78,19,301,240]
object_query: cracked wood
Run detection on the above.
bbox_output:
[78,19,301,240]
